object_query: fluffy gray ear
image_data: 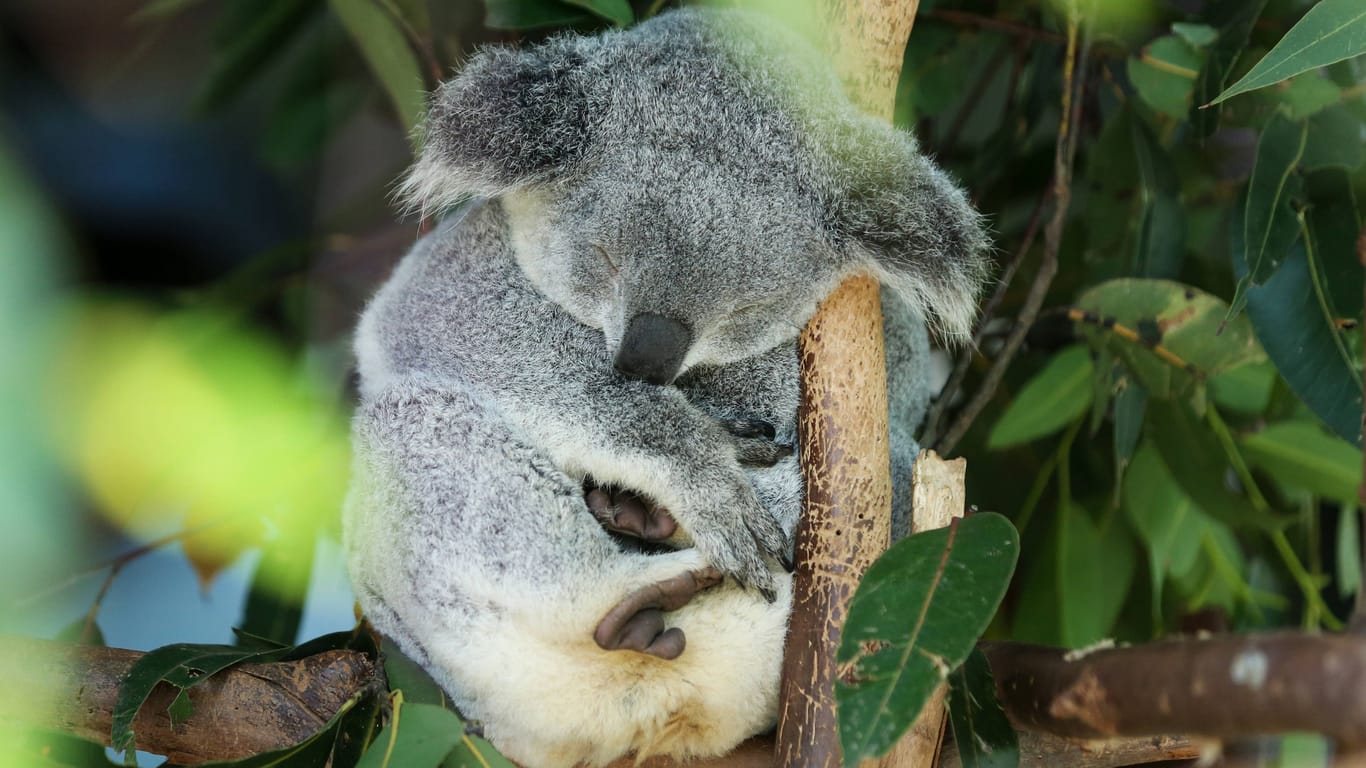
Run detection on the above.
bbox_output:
[399,42,595,213]
[820,119,992,343]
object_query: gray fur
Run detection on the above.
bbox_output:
[346,8,988,765]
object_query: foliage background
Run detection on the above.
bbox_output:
[1,0,1363,765]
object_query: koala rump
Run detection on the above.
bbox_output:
[346,7,989,767]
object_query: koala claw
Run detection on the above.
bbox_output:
[721,418,777,441]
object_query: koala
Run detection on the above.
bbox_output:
[343,8,988,767]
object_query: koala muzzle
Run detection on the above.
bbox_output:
[614,313,692,385]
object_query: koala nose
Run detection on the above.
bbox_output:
[614,313,692,385]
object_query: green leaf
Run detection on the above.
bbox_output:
[1130,118,1186,279]
[357,702,463,768]
[1124,443,1209,626]
[1234,206,1364,446]
[1305,168,1364,320]
[1211,0,1366,105]
[946,648,1019,768]
[112,643,289,754]
[1146,399,1282,529]
[330,0,426,135]
[988,346,1094,449]
[381,637,449,708]
[1113,381,1147,482]
[1241,421,1363,503]
[1128,35,1205,118]
[1076,279,1264,400]
[1338,506,1362,600]
[1277,72,1343,119]
[484,0,594,29]
[195,0,321,113]
[1242,113,1308,288]
[1276,733,1332,767]
[1059,505,1135,647]
[1302,106,1366,171]
[1209,361,1276,415]
[1189,0,1269,138]
[132,0,207,22]
[1172,22,1218,48]
[836,513,1019,764]
[238,535,316,646]
[562,0,633,26]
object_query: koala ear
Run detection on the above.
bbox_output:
[399,42,594,213]
[820,120,992,344]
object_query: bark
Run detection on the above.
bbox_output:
[0,634,379,765]
[938,732,1198,768]
[777,2,929,766]
[983,633,1366,747]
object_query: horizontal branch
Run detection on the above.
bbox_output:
[0,634,379,765]
[983,633,1366,747]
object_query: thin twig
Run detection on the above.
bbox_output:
[936,7,1090,456]
[924,8,1067,45]
[373,0,444,86]
[1355,221,1366,632]
[936,43,1010,157]
[925,188,1048,446]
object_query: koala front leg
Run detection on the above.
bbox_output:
[522,381,788,598]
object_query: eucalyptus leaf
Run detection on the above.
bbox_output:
[1277,72,1343,119]
[1113,381,1148,482]
[836,513,1019,764]
[1242,113,1308,287]
[330,0,426,135]
[1124,443,1210,627]
[1304,168,1363,320]
[484,0,594,29]
[562,0,633,26]
[1241,421,1362,503]
[1189,0,1270,138]
[356,703,464,768]
[194,0,319,113]
[1059,504,1135,647]
[1211,0,1366,105]
[1128,35,1204,118]
[1302,106,1366,171]
[1338,506,1362,600]
[988,346,1094,449]
[1130,118,1186,279]
[947,648,1019,768]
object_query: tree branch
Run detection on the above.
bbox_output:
[0,635,380,765]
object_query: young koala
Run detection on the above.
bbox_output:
[344,8,988,767]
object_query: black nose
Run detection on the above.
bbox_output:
[614,313,692,385]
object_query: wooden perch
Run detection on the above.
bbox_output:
[0,634,379,765]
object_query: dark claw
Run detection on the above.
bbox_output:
[759,585,777,603]
[722,418,777,441]
[779,549,795,573]
[734,440,794,467]
[464,720,485,738]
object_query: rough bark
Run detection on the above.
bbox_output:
[777,0,924,765]
[983,634,1366,747]
[938,732,1198,768]
[0,634,379,765]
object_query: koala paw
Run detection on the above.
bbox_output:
[585,482,678,542]
[595,567,723,659]
[688,483,788,601]
[720,418,794,468]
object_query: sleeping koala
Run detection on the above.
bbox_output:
[344,8,988,767]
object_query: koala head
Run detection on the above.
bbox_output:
[402,9,990,384]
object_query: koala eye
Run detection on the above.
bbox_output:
[593,243,620,276]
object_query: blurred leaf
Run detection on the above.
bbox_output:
[1338,506,1362,600]
[14,731,122,767]
[1277,72,1343,118]
[1302,106,1366,171]
[238,535,317,645]
[1125,444,1209,627]
[1241,113,1308,289]
[988,346,1094,449]
[330,0,426,134]
[195,0,321,112]
[1189,0,1269,138]
[1276,733,1331,767]
[132,0,208,21]
[112,644,289,754]
[1130,118,1186,279]
[1010,520,1063,646]
[1211,0,1366,105]
[1147,399,1282,529]
[946,648,1019,768]
[484,0,594,29]
[1076,279,1264,400]
[357,703,464,768]
[837,513,1019,764]
[1242,421,1363,503]
[1059,505,1135,646]
[1234,208,1364,446]
[1128,35,1204,118]
[1113,380,1147,482]
[1172,22,1218,48]
[1304,168,1364,320]
[563,0,632,26]
[1089,350,1117,436]
[1209,360,1276,415]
